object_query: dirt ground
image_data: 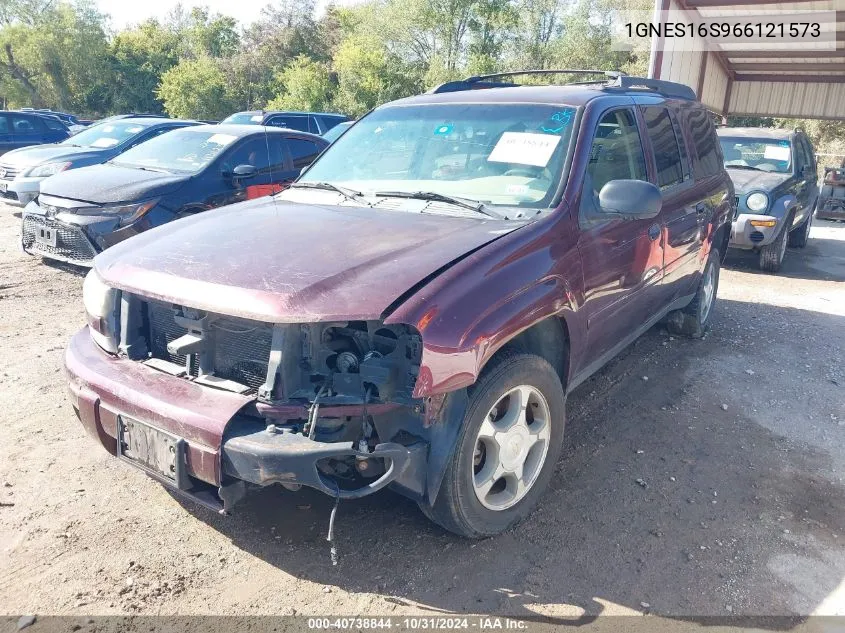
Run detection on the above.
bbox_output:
[1,202,844,621]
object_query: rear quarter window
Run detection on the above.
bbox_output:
[642,106,686,189]
[685,107,722,179]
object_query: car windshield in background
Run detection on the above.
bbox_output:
[62,121,150,148]
[720,137,792,174]
[110,129,238,173]
[300,103,577,209]
[222,112,262,124]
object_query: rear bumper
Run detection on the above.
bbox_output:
[65,328,426,508]
[729,213,782,249]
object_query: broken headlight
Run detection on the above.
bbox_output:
[83,269,120,354]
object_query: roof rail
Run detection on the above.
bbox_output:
[604,72,696,100]
[429,69,697,100]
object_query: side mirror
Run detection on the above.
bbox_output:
[231,164,257,180]
[597,179,662,220]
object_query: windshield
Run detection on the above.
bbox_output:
[223,112,263,125]
[300,103,576,209]
[62,121,151,148]
[322,121,352,144]
[110,128,237,173]
[720,137,792,174]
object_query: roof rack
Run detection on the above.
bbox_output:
[429,69,696,100]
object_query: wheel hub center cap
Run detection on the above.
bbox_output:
[497,427,530,471]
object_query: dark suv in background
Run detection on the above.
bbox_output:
[718,127,817,272]
[0,110,69,156]
[65,71,733,537]
[222,110,349,135]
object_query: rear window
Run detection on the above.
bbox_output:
[686,107,722,179]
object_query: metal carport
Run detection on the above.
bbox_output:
[648,0,845,121]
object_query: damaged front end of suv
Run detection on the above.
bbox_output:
[69,269,472,513]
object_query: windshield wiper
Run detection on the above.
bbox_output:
[289,181,372,206]
[373,190,499,219]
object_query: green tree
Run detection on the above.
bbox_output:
[267,55,334,111]
[157,56,236,119]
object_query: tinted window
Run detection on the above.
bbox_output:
[41,117,66,132]
[11,115,39,134]
[0,116,9,134]
[267,115,309,133]
[797,136,814,173]
[642,106,685,189]
[586,109,647,193]
[687,107,721,178]
[287,138,322,169]
[222,137,287,176]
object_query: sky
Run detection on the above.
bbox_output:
[95,0,354,30]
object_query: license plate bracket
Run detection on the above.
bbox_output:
[35,226,57,248]
[117,415,189,489]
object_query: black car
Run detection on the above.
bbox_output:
[21,125,328,266]
[718,127,818,272]
[0,110,69,156]
[222,110,349,135]
[0,117,199,206]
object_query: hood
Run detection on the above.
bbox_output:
[726,168,791,195]
[39,163,189,204]
[0,144,102,169]
[95,200,526,323]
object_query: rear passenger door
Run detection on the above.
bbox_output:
[640,105,700,295]
[577,107,665,364]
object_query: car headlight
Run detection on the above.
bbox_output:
[99,199,159,226]
[745,192,769,213]
[83,269,120,354]
[26,161,72,178]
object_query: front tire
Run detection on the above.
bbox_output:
[759,218,790,272]
[788,209,812,248]
[420,353,566,538]
[666,249,720,339]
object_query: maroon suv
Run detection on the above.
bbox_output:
[66,72,733,537]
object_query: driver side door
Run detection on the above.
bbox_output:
[577,107,666,365]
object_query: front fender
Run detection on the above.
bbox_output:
[769,193,797,225]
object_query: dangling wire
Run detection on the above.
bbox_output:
[327,478,340,566]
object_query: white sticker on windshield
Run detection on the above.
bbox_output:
[126,126,144,133]
[250,115,263,122]
[91,137,118,148]
[102,125,114,133]
[487,132,561,167]
[764,145,790,161]
[207,133,238,146]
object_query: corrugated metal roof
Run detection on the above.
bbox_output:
[652,0,845,118]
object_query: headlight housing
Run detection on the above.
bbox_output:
[27,161,72,178]
[83,269,120,354]
[99,199,159,226]
[745,192,769,213]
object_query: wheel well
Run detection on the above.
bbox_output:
[715,222,730,263]
[492,317,570,388]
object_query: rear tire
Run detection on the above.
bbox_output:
[666,249,720,339]
[759,218,790,273]
[788,209,812,248]
[419,353,565,538]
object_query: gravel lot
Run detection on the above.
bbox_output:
[1,202,844,620]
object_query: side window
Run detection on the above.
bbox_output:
[267,115,309,133]
[586,109,647,193]
[287,138,323,170]
[0,116,9,134]
[642,106,685,189]
[42,117,66,132]
[223,138,272,173]
[686,107,721,179]
[11,115,38,134]
[797,136,814,174]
